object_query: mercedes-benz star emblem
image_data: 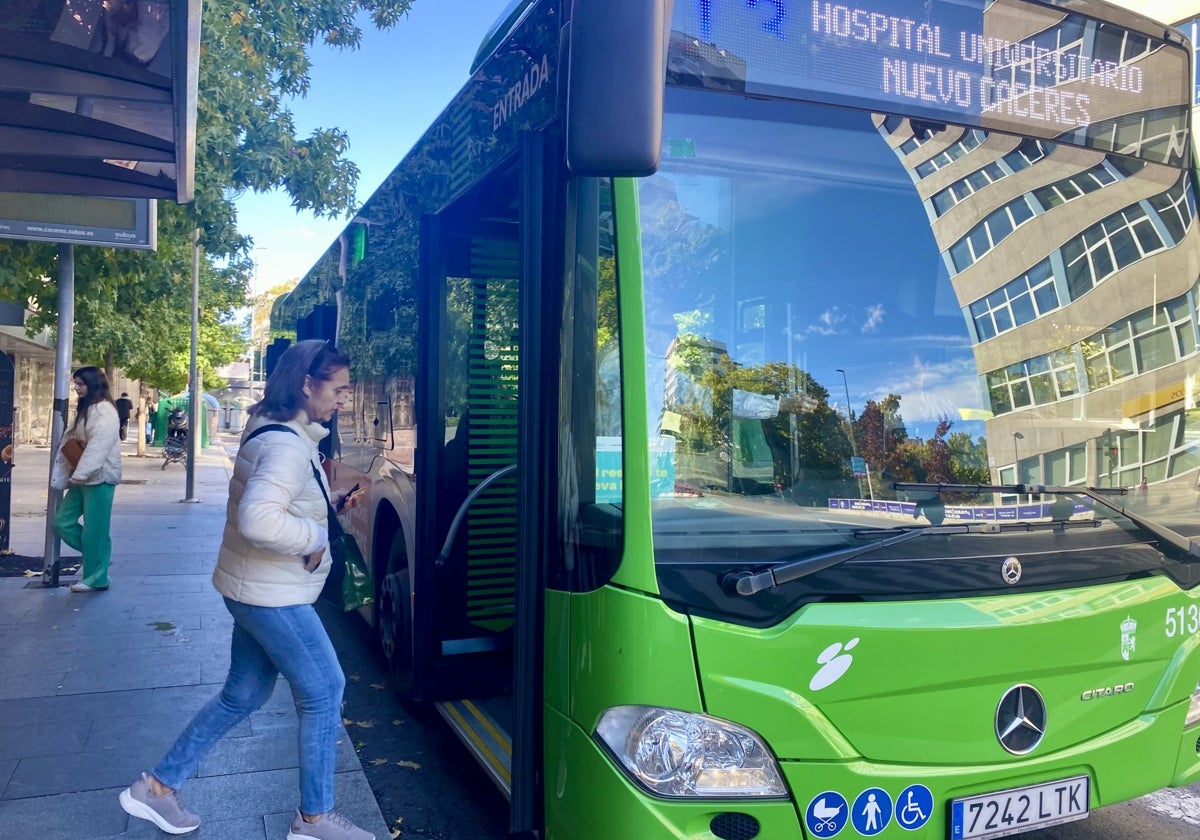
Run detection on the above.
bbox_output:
[995,684,1046,755]
[1001,556,1022,585]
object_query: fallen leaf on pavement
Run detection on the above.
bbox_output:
[395,760,421,769]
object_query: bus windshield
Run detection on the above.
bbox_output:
[640,89,1200,620]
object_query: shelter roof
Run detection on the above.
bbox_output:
[0,0,200,203]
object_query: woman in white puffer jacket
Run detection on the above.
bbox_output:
[120,340,375,840]
[52,366,123,593]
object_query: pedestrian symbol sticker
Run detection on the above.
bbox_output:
[805,791,850,837]
[851,787,892,835]
[895,784,934,831]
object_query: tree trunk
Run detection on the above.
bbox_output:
[105,347,115,387]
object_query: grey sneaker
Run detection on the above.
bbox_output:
[287,809,374,840]
[119,773,200,834]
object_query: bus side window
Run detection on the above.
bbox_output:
[557,177,623,591]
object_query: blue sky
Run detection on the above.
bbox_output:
[237,0,511,294]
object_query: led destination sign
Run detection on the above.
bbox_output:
[674,0,1189,160]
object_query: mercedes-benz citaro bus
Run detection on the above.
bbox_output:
[270,0,1200,836]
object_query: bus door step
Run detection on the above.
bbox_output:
[435,698,512,797]
[441,636,507,655]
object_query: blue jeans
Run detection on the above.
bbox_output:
[153,598,346,814]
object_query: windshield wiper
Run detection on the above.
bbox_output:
[896,482,1200,562]
[723,518,1100,596]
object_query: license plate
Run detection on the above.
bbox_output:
[950,776,1089,840]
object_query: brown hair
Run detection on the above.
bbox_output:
[250,340,350,421]
[71,366,114,429]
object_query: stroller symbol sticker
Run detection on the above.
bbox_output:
[805,791,849,837]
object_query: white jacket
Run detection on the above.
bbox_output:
[51,401,122,489]
[211,411,334,607]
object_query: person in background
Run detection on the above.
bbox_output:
[118,340,371,840]
[51,366,123,593]
[115,392,134,441]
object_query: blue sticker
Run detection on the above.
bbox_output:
[895,784,934,831]
[805,790,850,838]
[851,787,893,835]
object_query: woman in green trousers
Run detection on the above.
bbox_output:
[51,366,123,592]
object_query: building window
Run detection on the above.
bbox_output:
[1045,444,1087,486]
[1061,195,1176,300]
[986,348,1076,415]
[1032,161,1118,209]
[929,140,1053,217]
[954,157,1144,276]
[984,280,1200,417]
[1083,105,1190,167]
[949,194,1037,271]
[914,129,986,179]
[970,259,1059,340]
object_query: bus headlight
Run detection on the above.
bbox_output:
[1187,680,1200,728]
[594,705,787,798]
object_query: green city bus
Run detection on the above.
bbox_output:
[273,0,1200,836]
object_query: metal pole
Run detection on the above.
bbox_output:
[42,244,75,586]
[836,369,858,456]
[183,228,201,502]
[836,368,863,498]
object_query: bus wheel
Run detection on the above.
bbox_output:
[376,566,414,697]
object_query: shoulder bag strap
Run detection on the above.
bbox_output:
[243,423,297,444]
[242,422,337,523]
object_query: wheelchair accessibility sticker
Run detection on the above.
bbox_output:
[895,784,934,830]
[851,787,892,835]
[805,791,850,837]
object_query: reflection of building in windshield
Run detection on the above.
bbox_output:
[884,6,1200,497]
[661,336,775,493]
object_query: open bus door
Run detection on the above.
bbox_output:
[414,134,560,835]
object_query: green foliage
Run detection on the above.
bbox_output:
[949,431,990,484]
[195,0,415,239]
[852,396,990,497]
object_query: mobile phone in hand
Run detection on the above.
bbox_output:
[337,483,361,513]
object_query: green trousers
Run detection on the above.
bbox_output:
[53,483,116,588]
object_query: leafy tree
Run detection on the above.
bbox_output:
[925,417,955,484]
[0,0,414,389]
[856,394,909,491]
[948,430,990,484]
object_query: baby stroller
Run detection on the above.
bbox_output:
[162,407,188,469]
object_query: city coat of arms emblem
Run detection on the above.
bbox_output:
[1120,616,1137,661]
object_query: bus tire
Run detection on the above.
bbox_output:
[376,554,415,698]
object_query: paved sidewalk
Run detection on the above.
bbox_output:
[0,436,389,840]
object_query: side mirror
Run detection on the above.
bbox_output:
[566,0,672,176]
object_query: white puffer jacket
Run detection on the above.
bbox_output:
[51,401,122,489]
[211,411,334,607]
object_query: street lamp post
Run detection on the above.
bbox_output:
[836,368,865,499]
[1011,431,1024,483]
[835,368,857,456]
